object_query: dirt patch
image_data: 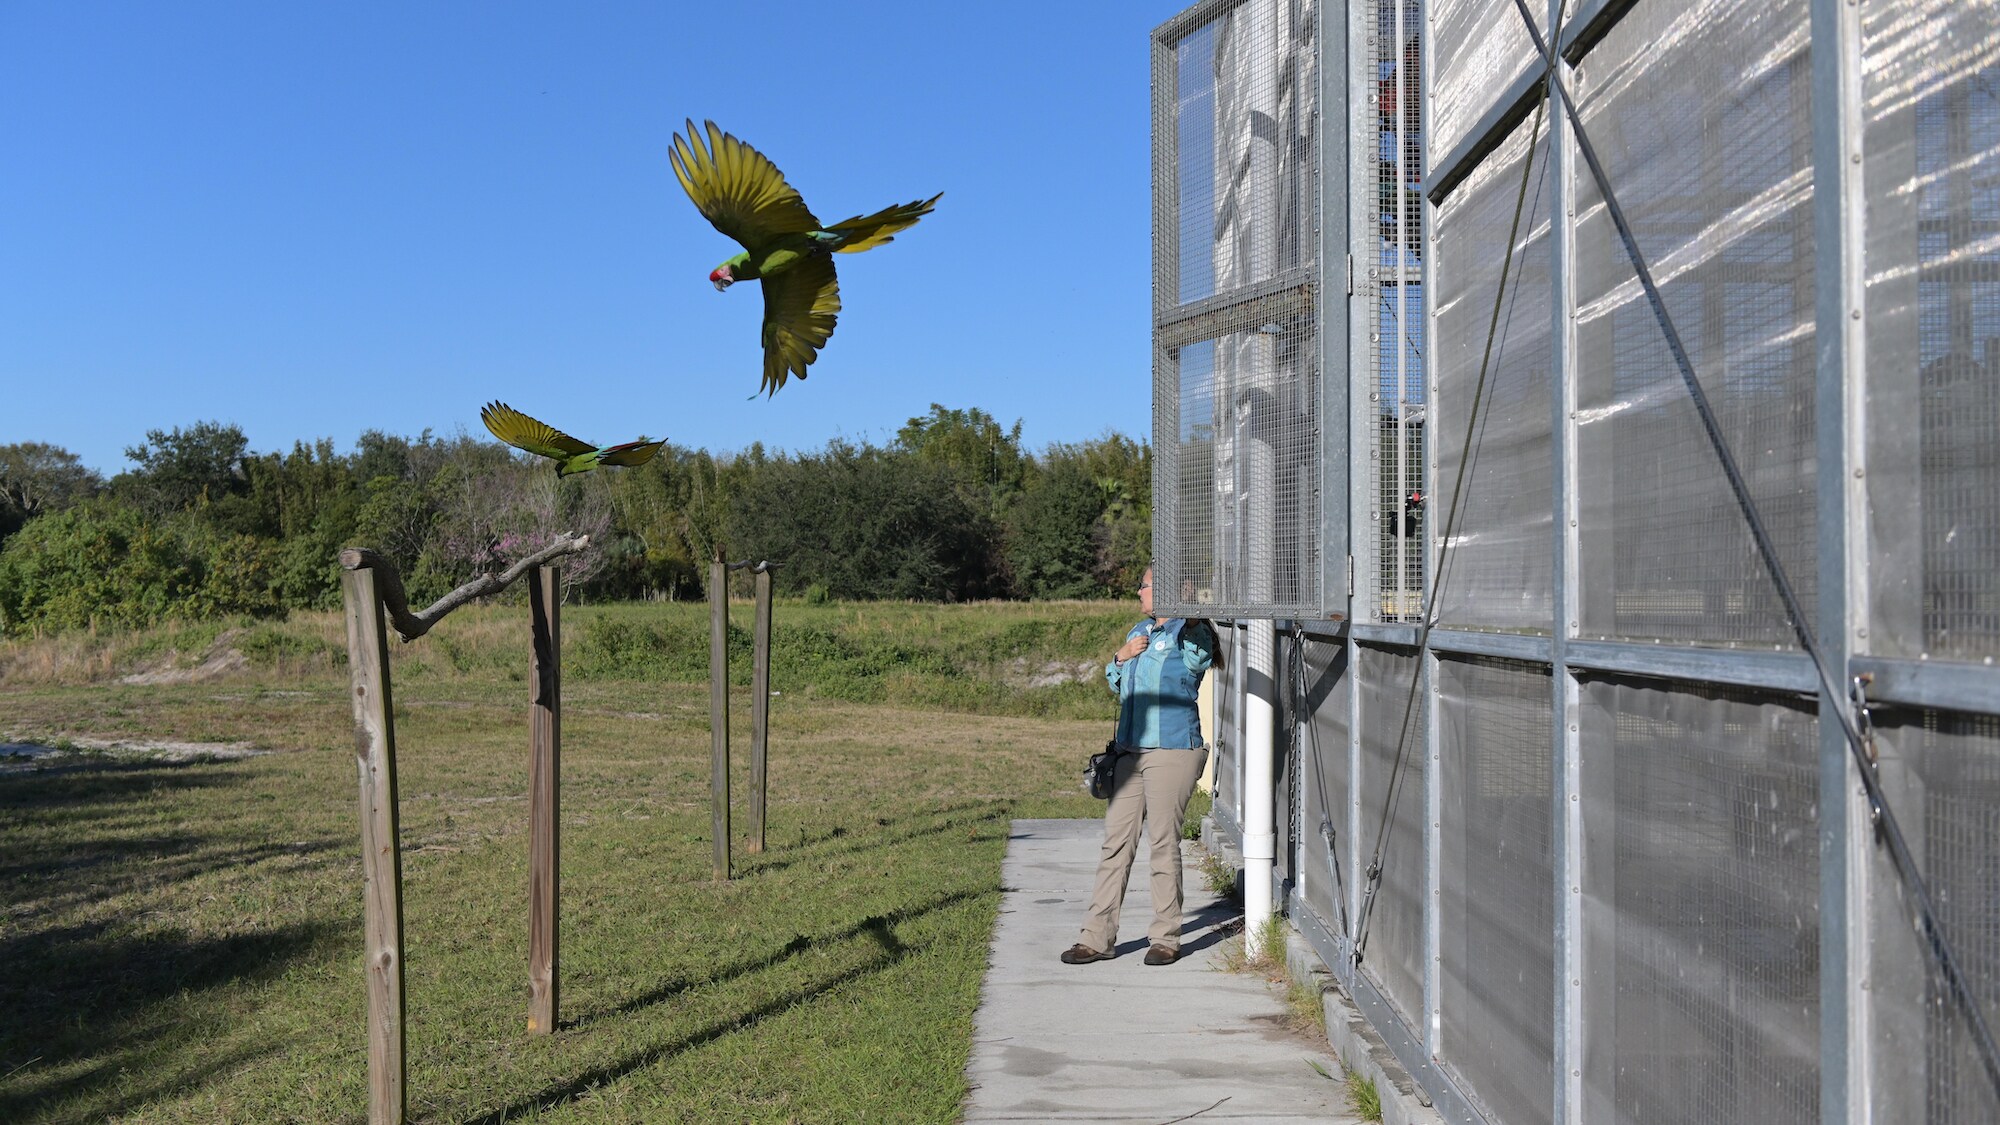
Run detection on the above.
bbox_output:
[998,657,1102,689]
[0,736,271,771]
[119,648,250,685]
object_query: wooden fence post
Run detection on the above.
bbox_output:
[748,564,772,855]
[341,567,407,1125]
[526,565,561,1035]
[709,551,730,881]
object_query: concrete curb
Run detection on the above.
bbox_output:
[1281,931,1445,1125]
[1202,816,1445,1125]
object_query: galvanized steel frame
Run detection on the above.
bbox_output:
[1418,0,1444,1069]
[1319,0,1352,620]
[1156,269,1315,350]
[1812,0,1871,1114]
[1348,0,1379,637]
[1336,0,1371,988]
[1546,0,1589,1116]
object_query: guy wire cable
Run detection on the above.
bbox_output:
[1502,0,2000,1098]
[1352,44,1558,964]
[1297,627,1354,938]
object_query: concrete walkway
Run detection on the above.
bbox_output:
[964,818,1358,1123]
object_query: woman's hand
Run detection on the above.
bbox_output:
[1115,631,1151,663]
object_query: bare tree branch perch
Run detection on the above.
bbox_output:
[339,532,591,642]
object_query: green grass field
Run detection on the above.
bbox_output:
[0,598,1141,1123]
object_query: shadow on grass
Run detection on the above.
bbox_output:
[1,759,351,1122]
[465,912,925,1125]
[571,883,996,1029]
[0,760,342,949]
[0,756,248,815]
[14,1041,281,1125]
[733,801,1013,879]
[0,918,348,1123]
[738,797,992,856]
[2,835,341,919]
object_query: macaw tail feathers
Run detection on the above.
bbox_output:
[598,439,667,468]
[827,192,942,253]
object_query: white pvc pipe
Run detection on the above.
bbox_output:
[1242,618,1277,957]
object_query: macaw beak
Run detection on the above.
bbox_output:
[710,266,732,292]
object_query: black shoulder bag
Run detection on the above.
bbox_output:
[1083,740,1122,799]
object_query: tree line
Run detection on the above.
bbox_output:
[0,405,1150,635]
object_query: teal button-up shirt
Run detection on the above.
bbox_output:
[1105,617,1217,750]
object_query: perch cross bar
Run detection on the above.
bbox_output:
[338,532,591,642]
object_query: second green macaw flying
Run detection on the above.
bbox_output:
[480,402,666,477]
[670,119,940,396]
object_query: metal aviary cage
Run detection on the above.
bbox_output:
[1156,0,2000,1119]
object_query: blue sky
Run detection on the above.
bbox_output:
[1,2,1186,475]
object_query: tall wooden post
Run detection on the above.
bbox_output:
[748,564,772,855]
[341,568,407,1125]
[526,565,561,1034]
[709,551,731,881]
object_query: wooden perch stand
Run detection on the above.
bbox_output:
[709,557,778,879]
[337,532,588,1124]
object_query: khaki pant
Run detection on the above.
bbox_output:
[1078,747,1210,954]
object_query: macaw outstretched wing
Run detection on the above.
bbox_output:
[670,119,821,248]
[758,254,842,395]
[481,402,594,461]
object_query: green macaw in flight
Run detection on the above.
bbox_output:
[670,119,940,396]
[480,402,666,477]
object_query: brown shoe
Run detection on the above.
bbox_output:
[1060,943,1111,964]
[1143,944,1181,966]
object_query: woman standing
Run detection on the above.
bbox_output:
[1061,567,1220,967]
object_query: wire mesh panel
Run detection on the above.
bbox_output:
[1154,0,1325,619]
[1870,708,2000,1123]
[1159,323,1322,614]
[1438,656,1554,1125]
[1430,0,1544,165]
[1296,634,1354,942]
[1355,643,1427,1028]
[1364,0,1427,622]
[1570,0,1818,647]
[1162,2,1318,304]
[1433,110,1555,633]
[1861,0,2000,663]
[1174,17,1223,309]
[1578,676,1819,1125]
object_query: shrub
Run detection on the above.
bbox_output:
[0,502,287,634]
[1004,461,1110,599]
[0,502,197,633]
[727,444,1001,601]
